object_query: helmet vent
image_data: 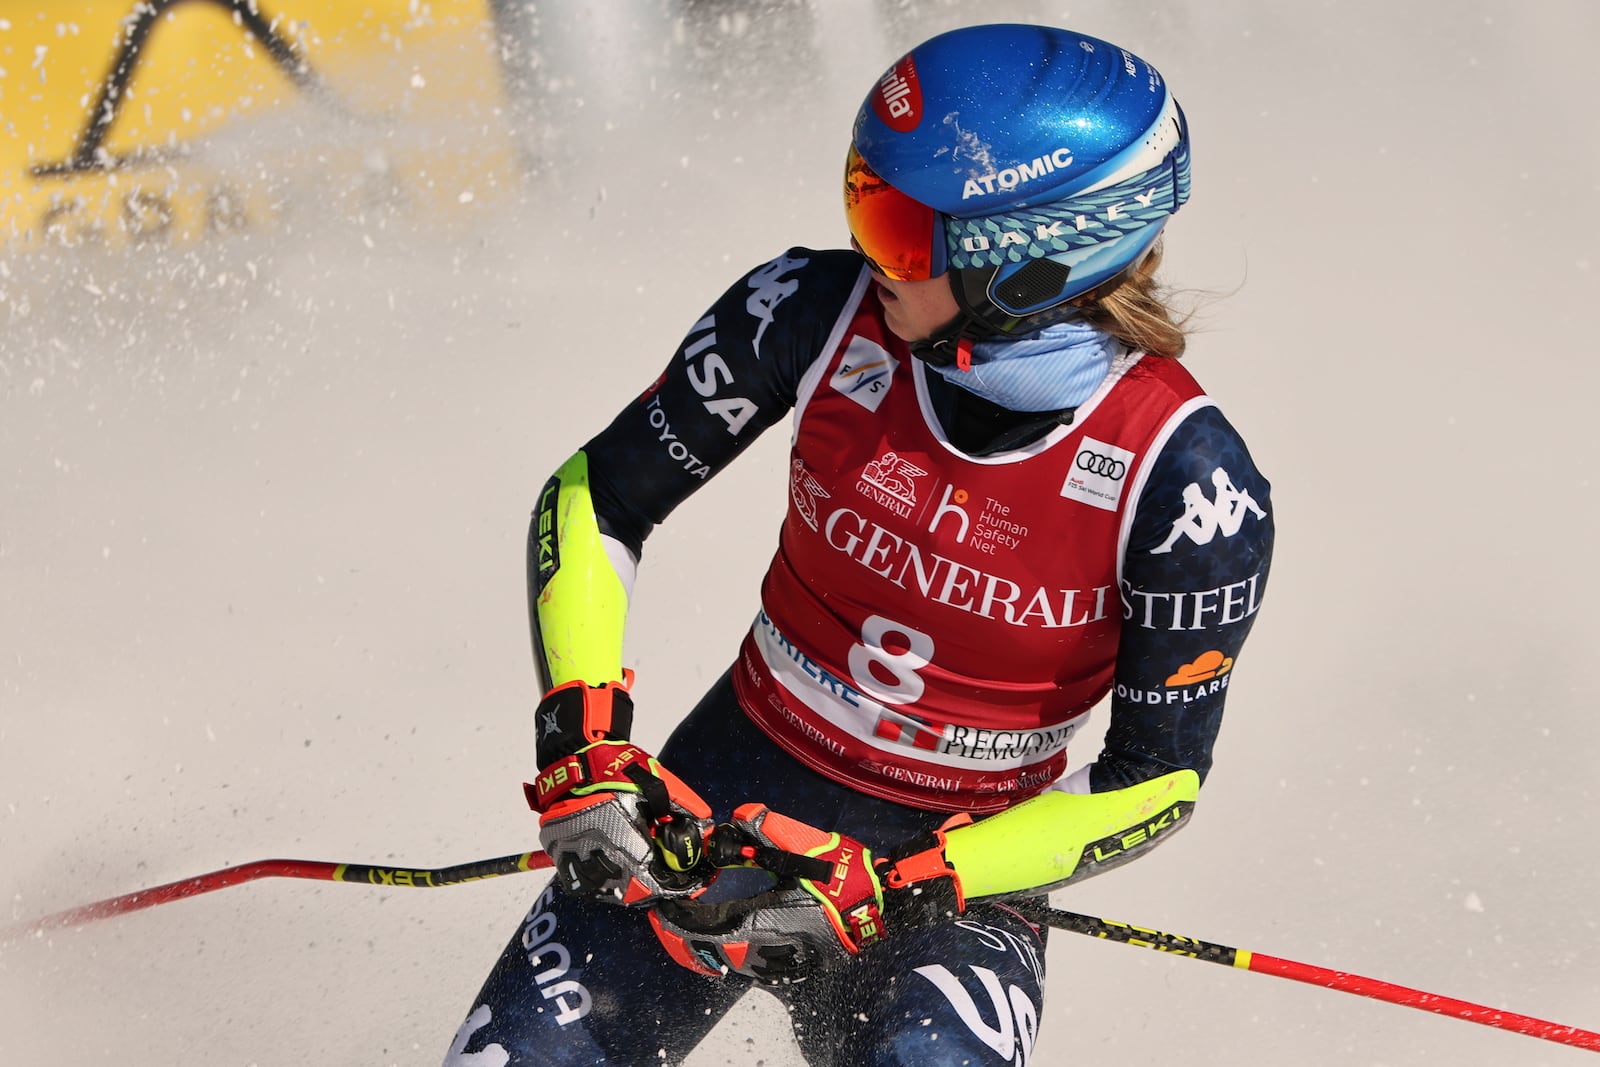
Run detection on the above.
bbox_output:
[992,259,1073,312]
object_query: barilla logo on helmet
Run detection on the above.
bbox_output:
[872,55,922,132]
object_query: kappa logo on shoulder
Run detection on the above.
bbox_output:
[746,252,807,358]
[1152,467,1266,554]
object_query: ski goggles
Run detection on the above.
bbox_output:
[843,143,949,281]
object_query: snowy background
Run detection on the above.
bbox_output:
[4,1,1600,1064]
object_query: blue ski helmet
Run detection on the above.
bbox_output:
[845,24,1190,354]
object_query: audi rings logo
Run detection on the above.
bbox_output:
[1062,436,1136,512]
[1076,450,1126,480]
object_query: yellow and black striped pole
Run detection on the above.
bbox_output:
[8,847,1598,1054]
[4,851,552,942]
[1012,900,1600,1054]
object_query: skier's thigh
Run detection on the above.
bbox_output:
[790,903,1047,1067]
[442,884,747,1066]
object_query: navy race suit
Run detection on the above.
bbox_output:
[445,249,1273,1067]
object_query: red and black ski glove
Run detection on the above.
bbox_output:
[648,804,968,984]
[526,672,715,906]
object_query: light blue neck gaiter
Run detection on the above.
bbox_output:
[929,319,1124,412]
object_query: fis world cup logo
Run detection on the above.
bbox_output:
[1061,437,1137,512]
[829,335,897,411]
[873,55,922,131]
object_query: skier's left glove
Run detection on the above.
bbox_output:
[647,804,967,984]
[526,673,714,906]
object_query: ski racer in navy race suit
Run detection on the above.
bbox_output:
[445,23,1273,1067]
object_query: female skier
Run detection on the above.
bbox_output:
[445,22,1273,1067]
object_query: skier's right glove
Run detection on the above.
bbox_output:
[648,806,973,984]
[648,804,889,984]
[526,673,715,906]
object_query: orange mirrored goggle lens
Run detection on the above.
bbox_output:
[843,144,943,282]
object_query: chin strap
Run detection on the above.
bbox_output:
[910,267,1031,372]
[912,332,976,372]
[913,262,1117,373]
[903,268,1000,372]
[910,303,991,372]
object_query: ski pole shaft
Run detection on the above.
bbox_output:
[4,851,551,943]
[11,849,1598,1056]
[1013,901,1600,1054]
[3,821,801,942]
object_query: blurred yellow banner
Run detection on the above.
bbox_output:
[0,0,518,249]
